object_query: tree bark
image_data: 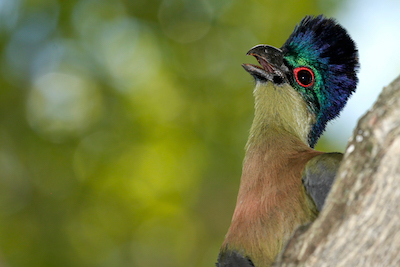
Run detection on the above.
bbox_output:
[274,75,400,267]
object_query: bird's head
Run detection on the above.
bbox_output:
[243,15,359,147]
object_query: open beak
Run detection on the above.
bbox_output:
[242,45,286,82]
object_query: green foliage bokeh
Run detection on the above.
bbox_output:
[0,0,342,266]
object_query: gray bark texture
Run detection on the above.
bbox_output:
[274,74,400,267]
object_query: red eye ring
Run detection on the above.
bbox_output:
[294,67,314,87]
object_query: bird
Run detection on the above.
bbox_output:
[217,15,359,267]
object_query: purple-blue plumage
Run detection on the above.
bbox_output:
[281,15,359,147]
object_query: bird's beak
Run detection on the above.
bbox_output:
[242,45,286,81]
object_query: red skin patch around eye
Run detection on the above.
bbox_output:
[294,67,314,87]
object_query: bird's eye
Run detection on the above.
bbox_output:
[294,67,314,87]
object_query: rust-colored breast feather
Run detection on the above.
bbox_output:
[221,133,321,266]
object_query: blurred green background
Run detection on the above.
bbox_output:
[0,0,398,266]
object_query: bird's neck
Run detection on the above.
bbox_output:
[246,82,315,149]
[220,82,318,266]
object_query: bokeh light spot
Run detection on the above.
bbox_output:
[26,72,103,142]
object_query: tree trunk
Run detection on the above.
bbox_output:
[274,75,400,267]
